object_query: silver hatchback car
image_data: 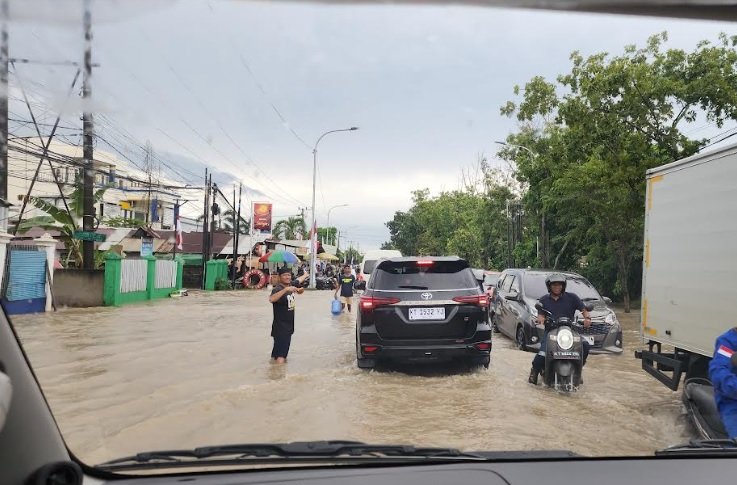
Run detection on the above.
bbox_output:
[493,269,624,354]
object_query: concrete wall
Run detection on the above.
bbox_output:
[53,269,104,308]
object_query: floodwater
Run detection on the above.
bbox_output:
[11,289,689,466]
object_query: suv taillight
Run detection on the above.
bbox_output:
[360,295,400,312]
[453,295,488,308]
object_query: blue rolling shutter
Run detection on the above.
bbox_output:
[6,251,47,301]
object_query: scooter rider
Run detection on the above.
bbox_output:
[529,273,592,385]
[708,327,737,439]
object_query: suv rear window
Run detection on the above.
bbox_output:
[371,260,477,290]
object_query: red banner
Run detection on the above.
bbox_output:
[253,202,272,233]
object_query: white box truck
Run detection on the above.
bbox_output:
[635,142,737,390]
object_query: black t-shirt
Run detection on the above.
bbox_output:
[538,292,585,321]
[337,274,356,297]
[271,284,296,337]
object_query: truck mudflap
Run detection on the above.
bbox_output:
[635,341,689,391]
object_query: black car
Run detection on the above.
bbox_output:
[493,269,623,354]
[356,256,492,369]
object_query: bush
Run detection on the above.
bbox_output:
[214,277,232,291]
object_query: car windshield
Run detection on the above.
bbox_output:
[524,274,603,301]
[372,261,477,290]
[4,0,733,475]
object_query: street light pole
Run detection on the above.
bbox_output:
[310,127,358,289]
[495,140,546,265]
[327,203,348,246]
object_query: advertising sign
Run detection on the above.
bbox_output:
[253,202,273,233]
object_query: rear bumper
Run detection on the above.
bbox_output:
[358,327,492,362]
[360,342,491,362]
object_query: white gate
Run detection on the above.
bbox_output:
[120,259,148,293]
[155,260,177,289]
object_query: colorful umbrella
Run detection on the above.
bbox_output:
[258,250,300,264]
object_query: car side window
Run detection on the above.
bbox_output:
[502,275,514,292]
[510,276,521,293]
[497,274,508,291]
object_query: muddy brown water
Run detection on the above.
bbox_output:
[11,289,690,466]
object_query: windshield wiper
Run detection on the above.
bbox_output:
[655,439,737,456]
[581,297,600,302]
[96,440,488,471]
[397,285,429,290]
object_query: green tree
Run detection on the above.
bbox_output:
[273,216,307,240]
[501,32,737,311]
[104,216,145,228]
[317,227,337,245]
[18,181,108,267]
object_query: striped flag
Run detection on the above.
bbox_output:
[174,204,183,251]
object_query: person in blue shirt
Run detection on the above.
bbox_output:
[708,328,737,438]
[529,273,592,385]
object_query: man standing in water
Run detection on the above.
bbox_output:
[269,266,309,364]
[334,265,356,313]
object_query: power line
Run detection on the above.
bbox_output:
[134,27,307,209]
[209,4,311,151]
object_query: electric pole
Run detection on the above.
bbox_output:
[0,0,9,230]
[201,169,209,289]
[81,0,95,269]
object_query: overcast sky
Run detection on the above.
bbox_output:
[9,0,736,250]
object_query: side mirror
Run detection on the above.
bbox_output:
[603,296,612,305]
[584,303,595,312]
[505,290,520,301]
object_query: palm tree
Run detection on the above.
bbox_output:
[17,180,108,267]
[222,209,250,234]
[273,216,306,240]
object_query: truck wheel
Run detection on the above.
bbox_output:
[516,325,527,351]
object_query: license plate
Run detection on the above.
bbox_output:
[582,335,595,345]
[409,307,445,321]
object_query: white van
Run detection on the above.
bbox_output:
[360,249,402,280]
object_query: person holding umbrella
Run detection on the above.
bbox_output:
[268,265,309,364]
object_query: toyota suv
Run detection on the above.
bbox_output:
[356,256,492,369]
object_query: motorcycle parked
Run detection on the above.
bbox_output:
[535,301,593,392]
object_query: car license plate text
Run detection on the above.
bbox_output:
[409,307,445,321]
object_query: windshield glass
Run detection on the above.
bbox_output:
[524,274,603,300]
[5,0,733,473]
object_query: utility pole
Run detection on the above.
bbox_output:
[201,169,209,289]
[144,141,153,224]
[0,0,9,231]
[81,0,95,270]
[210,180,217,261]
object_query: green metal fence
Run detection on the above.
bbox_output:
[103,253,184,306]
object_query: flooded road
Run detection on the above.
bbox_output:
[12,289,689,465]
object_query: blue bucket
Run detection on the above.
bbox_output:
[331,299,342,315]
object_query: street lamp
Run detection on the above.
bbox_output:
[309,127,359,288]
[326,203,349,246]
[495,140,543,265]
[494,140,537,159]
